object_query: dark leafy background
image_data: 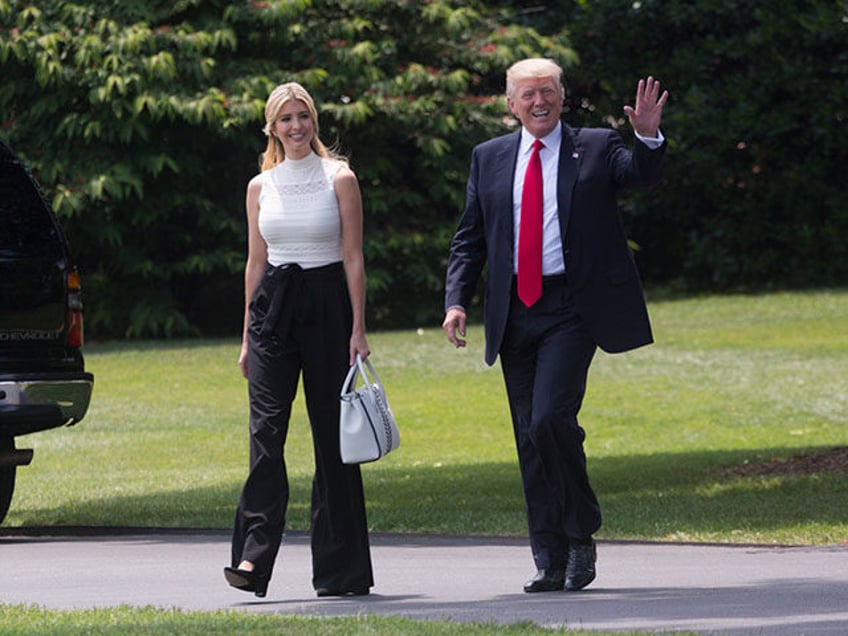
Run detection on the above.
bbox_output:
[1,0,844,338]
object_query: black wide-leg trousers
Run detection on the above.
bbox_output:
[499,275,601,571]
[231,262,374,592]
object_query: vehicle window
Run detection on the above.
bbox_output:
[0,160,62,258]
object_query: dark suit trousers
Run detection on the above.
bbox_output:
[499,275,601,571]
[231,262,374,592]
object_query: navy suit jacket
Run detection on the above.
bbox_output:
[445,124,666,366]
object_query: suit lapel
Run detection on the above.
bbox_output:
[557,125,580,253]
[493,132,521,253]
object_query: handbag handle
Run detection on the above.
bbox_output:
[340,353,382,399]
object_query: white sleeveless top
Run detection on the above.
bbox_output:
[257,152,344,268]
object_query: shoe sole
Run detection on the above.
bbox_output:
[524,585,565,593]
[224,569,251,588]
[224,568,268,597]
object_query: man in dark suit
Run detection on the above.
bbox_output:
[443,58,668,592]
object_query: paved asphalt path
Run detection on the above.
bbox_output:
[1,529,847,634]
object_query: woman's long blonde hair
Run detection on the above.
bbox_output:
[260,82,345,171]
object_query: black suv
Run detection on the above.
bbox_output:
[0,138,94,524]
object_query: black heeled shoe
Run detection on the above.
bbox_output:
[224,566,270,598]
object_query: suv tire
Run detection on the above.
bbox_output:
[0,436,16,524]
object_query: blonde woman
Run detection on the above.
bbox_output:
[225,82,373,599]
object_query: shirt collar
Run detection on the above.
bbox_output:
[520,121,562,155]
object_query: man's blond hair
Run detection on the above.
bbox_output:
[505,58,564,98]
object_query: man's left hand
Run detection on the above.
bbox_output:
[623,76,668,138]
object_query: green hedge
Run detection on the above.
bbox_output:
[560,0,847,292]
[1,0,573,336]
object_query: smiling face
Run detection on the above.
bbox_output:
[269,99,315,159]
[507,75,564,140]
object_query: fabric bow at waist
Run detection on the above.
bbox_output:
[258,261,343,337]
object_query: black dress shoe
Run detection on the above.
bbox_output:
[224,566,270,598]
[523,568,566,593]
[565,540,597,591]
[315,586,370,597]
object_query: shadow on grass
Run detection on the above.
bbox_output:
[10,446,848,542]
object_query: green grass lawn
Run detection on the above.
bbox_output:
[5,290,847,545]
[0,605,663,636]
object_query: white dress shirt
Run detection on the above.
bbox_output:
[513,124,565,275]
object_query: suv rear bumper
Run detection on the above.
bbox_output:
[0,372,94,437]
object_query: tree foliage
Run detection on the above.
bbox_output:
[0,0,573,337]
[558,0,848,292]
[1,1,845,338]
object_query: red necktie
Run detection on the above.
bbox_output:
[518,139,544,307]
